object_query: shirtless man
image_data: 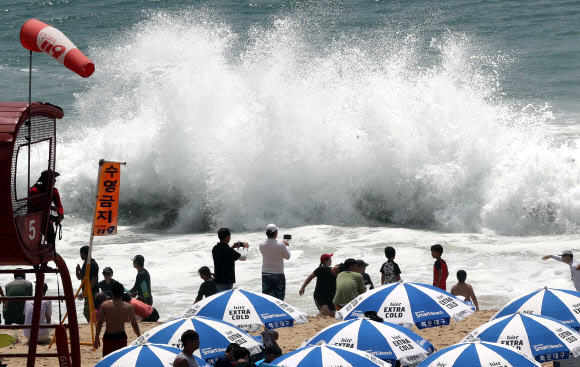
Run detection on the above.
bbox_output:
[450,270,479,311]
[94,282,140,356]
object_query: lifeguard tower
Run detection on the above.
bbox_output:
[0,102,80,366]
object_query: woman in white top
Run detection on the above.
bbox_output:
[23,283,52,343]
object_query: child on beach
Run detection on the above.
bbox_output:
[195,266,218,303]
[431,244,448,291]
[450,270,479,311]
[380,246,401,285]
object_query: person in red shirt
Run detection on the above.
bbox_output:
[28,170,64,246]
[431,244,448,291]
[121,293,159,322]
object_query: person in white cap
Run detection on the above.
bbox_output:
[542,250,580,291]
[259,224,290,300]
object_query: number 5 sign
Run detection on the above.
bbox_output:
[15,213,44,250]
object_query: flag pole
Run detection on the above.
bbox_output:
[84,159,105,350]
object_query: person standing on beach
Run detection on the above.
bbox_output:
[212,228,249,291]
[380,246,402,285]
[299,253,337,317]
[259,224,291,300]
[333,258,366,311]
[450,270,479,311]
[195,266,218,303]
[431,244,448,291]
[94,282,140,357]
[129,255,153,305]
[542,250,580,291]
[75,245,99,322]
[173,330,200,367]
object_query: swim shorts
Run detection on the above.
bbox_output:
[262,273,286,301]
[103,331,128,357]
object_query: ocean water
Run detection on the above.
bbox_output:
[1,0,580,322]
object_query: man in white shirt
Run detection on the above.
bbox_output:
[259,224,291,300]
[23,283,52,344]
[542,250,580,291]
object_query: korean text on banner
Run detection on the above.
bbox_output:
[93,163,121,236]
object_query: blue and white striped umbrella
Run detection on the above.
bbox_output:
[492,287,580,330]
[463,313,580,363]
[130,316,262,364]
[94,343,210,367]
[300,319,434,365]
[270,344,391,367]
[336,281,474,329]
[417,340,541,367]
[182,288,308,331]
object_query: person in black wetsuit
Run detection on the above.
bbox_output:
[129,255,152,306]
[195,266,218,303]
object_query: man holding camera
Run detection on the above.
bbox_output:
[212,228,249,291]
[259,224,291,301]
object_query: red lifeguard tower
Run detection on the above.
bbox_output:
[0,102,80,366]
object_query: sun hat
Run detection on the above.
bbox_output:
[559,250,574,256]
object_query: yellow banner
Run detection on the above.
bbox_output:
[93,162,121,236]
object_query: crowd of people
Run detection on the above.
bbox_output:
[5,171,578,365]
[7,220,580,366]
[71,245,160,356]
[196,236,481,318]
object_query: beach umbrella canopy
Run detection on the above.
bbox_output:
[182,288,308,331]
[336,281,474,329]
[492,287,580,330]
[462,313,580,364]
[300,318,434,365]
[270,344,391,367]
[130,316,262,363]
[417,340,541,367]
[94,343,210,367]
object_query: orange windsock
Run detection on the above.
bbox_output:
[20,19,95,78]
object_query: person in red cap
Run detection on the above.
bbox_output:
[28,169,64,246]
[299,253,337,317]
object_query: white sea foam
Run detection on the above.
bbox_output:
[52,10,580,236]
[40,224,580,323]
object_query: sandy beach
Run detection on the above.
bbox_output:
[0,309,551,366]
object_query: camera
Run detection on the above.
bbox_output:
[283,234,291,240]
[234,242,244,249]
